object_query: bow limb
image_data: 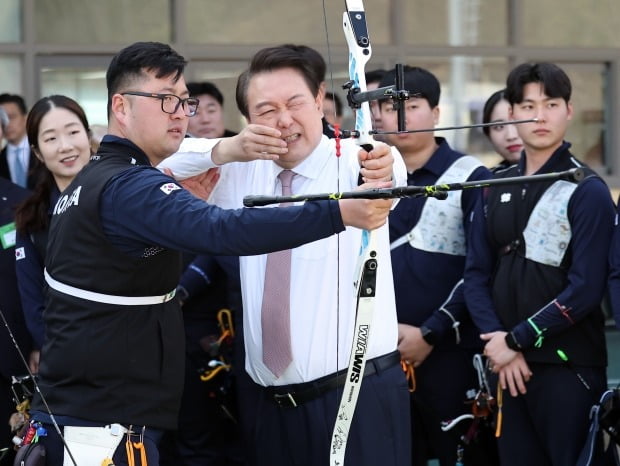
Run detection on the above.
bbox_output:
[329,1,379,464]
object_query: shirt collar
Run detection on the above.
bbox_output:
[271,134,331,182]
[99,135,151,166]
[8,136,28,152]
[517,140,572,175]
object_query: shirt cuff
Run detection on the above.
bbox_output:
[511,320,537,349]
[157,137,221,180]
[423,311,454,340]
[327,200,346,233]
[179,264,212,297]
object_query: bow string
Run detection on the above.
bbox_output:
[327,2,383,464]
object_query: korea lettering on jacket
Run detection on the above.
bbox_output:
[52,186,82,215]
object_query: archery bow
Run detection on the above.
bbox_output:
[328,2,379,464]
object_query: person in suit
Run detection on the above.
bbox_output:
[0,94,35,189]
[186,81,237,139]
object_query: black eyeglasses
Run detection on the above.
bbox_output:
[121,91,200,117]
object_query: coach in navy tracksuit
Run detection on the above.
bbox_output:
[465,62,613,466]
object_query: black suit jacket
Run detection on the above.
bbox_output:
[0,177,32,377]
[0,146,37,190]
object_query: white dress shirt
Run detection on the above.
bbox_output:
[7,136,30,187]
[163,136,407,386]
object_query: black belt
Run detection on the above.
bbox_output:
[266,350,401,408]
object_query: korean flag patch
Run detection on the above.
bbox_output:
[160,182,182,195]
[15,246,26,261]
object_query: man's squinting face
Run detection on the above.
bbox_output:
[246,67,324,169]
[188,94,226,139]
[120,72,189,165]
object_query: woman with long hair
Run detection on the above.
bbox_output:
[14,95,92,372]
[482,89,524,172]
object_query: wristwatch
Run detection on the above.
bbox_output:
[505,331,522,351]
[420,326,437,346]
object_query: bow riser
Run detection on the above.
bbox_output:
[343,8,373,149]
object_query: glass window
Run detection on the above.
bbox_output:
[404,0,507,46]
[0,0,20,42]
[0,56,23,95]
[522,0,620,47]
[40,67,108,127]
[35,0,171,44]
[185,0,390,46]
[555,63,608,172]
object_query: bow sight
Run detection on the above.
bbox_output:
[342,63,412,139]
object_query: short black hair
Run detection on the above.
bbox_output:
[280,44,326,84]
[106,41,187,115]
[236,44,323,119]
[379,66,441,108]
[505,62,571,105]
[482,89,507,137]
[186,81,224,106]
[365,69,387,86]
[324,92,343,117]
[0,93,27,114]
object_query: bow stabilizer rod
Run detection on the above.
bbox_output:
[243,167,585,207]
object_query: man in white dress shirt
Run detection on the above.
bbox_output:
[161,44,412,466]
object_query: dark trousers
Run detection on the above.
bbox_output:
[36,424,162,466]
[159,352,244,466]
[410,346,495,466]
[234,351,261,466]
[251,362,411,466]
[497,362,606,466]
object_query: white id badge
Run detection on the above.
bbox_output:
[63,424,126,466]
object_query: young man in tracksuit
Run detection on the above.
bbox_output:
[464,62,614,465]
[380,66,492,465]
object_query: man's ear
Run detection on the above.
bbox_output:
[110,94,129,125]
[316,90,324,114]
[432,106,440,125]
